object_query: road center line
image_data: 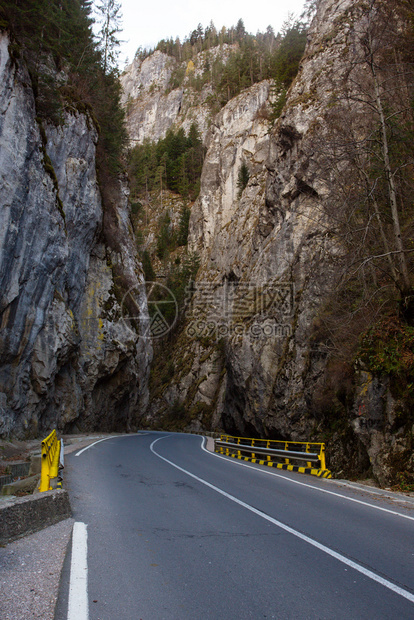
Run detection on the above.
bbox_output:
[67,522,89,620]
[150,436,414,605]
[201,437,414,522]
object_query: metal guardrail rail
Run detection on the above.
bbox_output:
[215,434,332,478]
[39,430,62,492]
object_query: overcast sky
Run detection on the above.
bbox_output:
[116,0,307,67]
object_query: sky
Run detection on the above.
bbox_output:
[116,0,307,67]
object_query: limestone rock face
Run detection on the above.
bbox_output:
[146,80,275,432]
[189,81,272,261]
[0,33,151,437]
[120,46,236,144]
[144,0,412,484]
[121,51,181,144]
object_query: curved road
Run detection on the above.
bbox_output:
[56,432,414,619]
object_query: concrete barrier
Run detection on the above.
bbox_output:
[0,489,72,545]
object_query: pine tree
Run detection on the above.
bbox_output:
[237,162,250,198]
[236,18,246,40]
[0,0,127,173]
[177,207,191,246]
[94,0,123,74]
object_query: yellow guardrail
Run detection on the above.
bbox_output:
[215,434,331,478]
[39,430,61,492]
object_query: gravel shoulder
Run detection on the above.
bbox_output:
[0,518,74,620]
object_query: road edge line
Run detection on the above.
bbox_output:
[75,437,118,457]
[67,521,88,620]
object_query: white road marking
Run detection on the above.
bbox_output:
[200,437,414,522]
[75,436,118,456]
[151,436,414,605]
[68,522,89,620]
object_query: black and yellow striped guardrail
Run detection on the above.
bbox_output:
[215,434,332,478]
[39,429,62,492]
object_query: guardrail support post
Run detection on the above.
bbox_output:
[284,442,290,465]
[39,452,51,492]
[306,443,312,469]
[237,437,241,458]
[319,444,327,471]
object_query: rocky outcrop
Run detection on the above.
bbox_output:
[121,46,236,144]
[0,33,151,437]
[121,51,181,144]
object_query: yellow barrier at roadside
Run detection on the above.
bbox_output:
[215,434,332,478]
[39,430,61,492]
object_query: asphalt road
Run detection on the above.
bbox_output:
[56,432,414,619]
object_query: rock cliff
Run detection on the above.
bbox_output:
[136,0,413,485]
[0,33,151,438]
[121,45,236,144]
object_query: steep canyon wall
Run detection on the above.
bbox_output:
[0,34,151,437]
[123,0,414,484]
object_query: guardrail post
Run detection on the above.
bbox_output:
[306,443,312,469]
[39,462,49,493]
[284,442,290,465]
[251,439,255,459]
[237,437,241,458]
[319,443,327,471]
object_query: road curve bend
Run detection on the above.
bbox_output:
[56,432,414,620]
